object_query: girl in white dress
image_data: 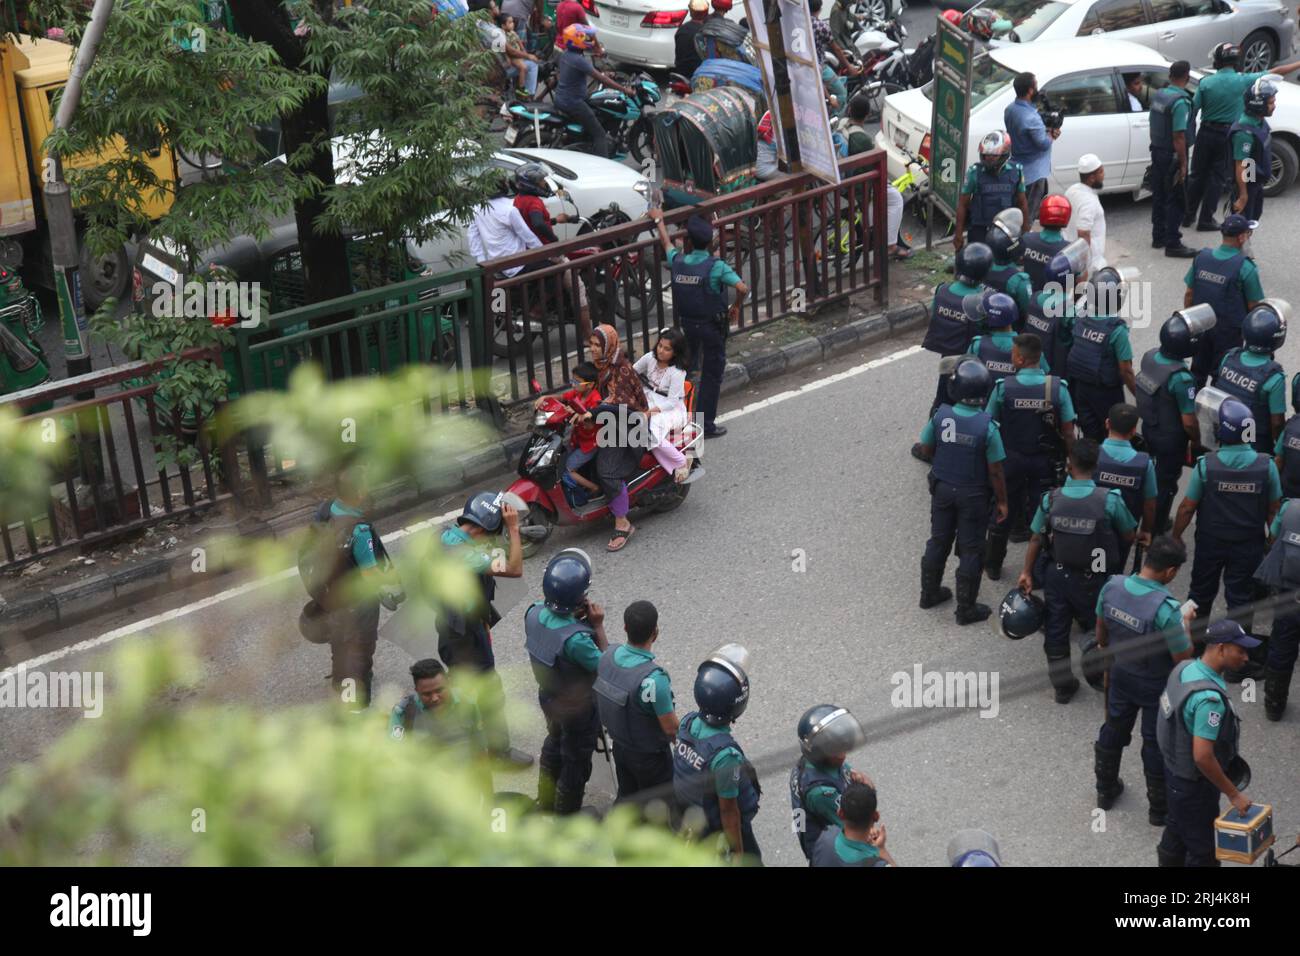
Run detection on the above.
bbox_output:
[633,328,691,483]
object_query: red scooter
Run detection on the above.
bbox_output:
[509,380,705,557]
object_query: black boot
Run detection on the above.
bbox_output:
[920,563,953,609]
[954,575,992,625]
[1157,845,1184,867]
[1093,743,1125,810]
[536,768,557,814]
[1145,773,1168,827]
[985,534,1007,582]
[1047,654,1080,704]
[554,785,585,816]
[1264,667,1292,721]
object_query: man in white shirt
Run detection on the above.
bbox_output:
[468,191,544,276]
[1063,153,1107,278]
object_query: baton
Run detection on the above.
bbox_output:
[596,725,617,794]
[1130,540,1145,575]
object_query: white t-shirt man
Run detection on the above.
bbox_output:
[1063,181,1107,276]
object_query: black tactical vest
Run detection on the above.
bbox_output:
[594,647,669,753]
[1048,486,1120,573]
[1135,349,1188,455]
[1197,451,1270,541]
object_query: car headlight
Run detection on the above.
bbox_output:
[633,180,650,198]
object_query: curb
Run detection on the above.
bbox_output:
[1,300,929,637]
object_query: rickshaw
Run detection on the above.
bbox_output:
[650,86,763,209]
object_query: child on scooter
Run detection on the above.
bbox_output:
[536,361,603,501]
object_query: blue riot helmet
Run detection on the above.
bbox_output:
[797,704,866,762]
[1078,265,1138,318]
[948,829,1002,867]
[1241,299,1289,353]
[986,208,1024,264]
[997,588,1044,640]
[982,290,1018,329]
[1158,304,1216,359]
[1218,397,1256,446]
[955,241,993,285]
[460,491,504,533]
[694,643,752,726]
[1043,237,1089,290]
[542,547,592,615]
[1244,76,1279,117]
[948,355,993,406]
[1080,636,1108,692]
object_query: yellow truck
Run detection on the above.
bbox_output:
[0,34,178,308]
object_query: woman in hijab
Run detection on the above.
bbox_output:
[587,324,648,551]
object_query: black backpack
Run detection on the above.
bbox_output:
[297,501,365,606]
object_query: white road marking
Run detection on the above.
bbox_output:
[8,341,926,672]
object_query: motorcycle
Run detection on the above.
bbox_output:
[509,381,705,557]
[504,72,660,164]
[0,265,51,401]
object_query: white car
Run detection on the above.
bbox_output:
[875,37,1300,199]
[594,3,747,71]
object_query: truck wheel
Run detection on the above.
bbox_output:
[79,242,129,311]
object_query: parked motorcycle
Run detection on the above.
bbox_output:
[509,382,704,557]
[504,72,660,164]
[0,266,50,399]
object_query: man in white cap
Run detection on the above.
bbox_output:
[1063,154,1107,279]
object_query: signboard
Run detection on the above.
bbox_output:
[777,0,839,185]
[929,17,974,220]
[743,0,787,164]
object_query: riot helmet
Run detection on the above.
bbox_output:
[1159,304,1216,359]
[948,355,993,406]
[1241,299,1288,353]
[986,208,1024,264]
[542,547,592,615]
[797,704,866,762]
[955,241,993,285]
[459,491,504,533]
[998,588,1045,640]
[694,644,751,726]
[1217,397,1256,446]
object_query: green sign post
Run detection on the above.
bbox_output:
[928,17,973,245]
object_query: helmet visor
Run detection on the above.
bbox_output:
[1176,303,1217,339]
[707,643,752,683]
[991,207,1023,239]
[808,708,867,757]
[1260,297,1292,329]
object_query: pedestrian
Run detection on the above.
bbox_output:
[1149,60,1198,258]
[1018,438,1138,703]
[524,548,607,814]
[982,209,1032,319]
[918,357,1010,625]
[1273,372,1300,498]
[1184,43,1300,232]
[1135,308,1211,533]
[1023,236,1088,376]
[650,207,748,439]
[968,291,1042,383]
[593,600,679,802]
[1172,398,1281,640]
[1155,620,1259,867]
[672,644,762,862]
[1063,154,1107,277]
[1093,535,1195,825]
[1211,302,1288,453]
[1004,71,1060,223]
[1185,214,1265,385]
[915,242,992,440]
[809,782,896,868]
[1066,267,1136,442]
[438,492,534,767]
[1255,495,1300,719]
[983,332,1077,581]
[954,131,1028,250]
[1094,402,1157,571]
[1019,193,1072,291]
[587,323,649,552]
[674,0,709,77]
[1229,77,1281,222]
[789,704,868,862]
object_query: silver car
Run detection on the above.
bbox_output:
[973,0,1296,70]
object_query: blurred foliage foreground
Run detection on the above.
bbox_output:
[0,365,715,866]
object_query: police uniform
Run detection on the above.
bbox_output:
[1187,244,1265,383]
[809,829,891,867]
[985,369,1076,574]
[388,688,484,751]
[1094,574,1192,819]
[960,160,1026,245]
[1274,412,1300,497]
[1186,67,1272,229]
[594,643,675,799]
[524,601,603,814]
[1031,478,1138,696]
[922,278,986,413]
[1094,436,1157,570]
[668,246,741,434]
[789,757,853,861]
[1258,500,1300,717]
[320,499,385,708]
[1155,659,1242,866]
[1229,110,1271,222]
[673,711,762,858]
[1020,227,1069,291]
[1135,347,1199,532]
[1213,347,1285,452]
[982,261,1033,322]
[1184,443,1281,624]
[1066,310,1133,441]
[1149,82,1195,250]
[968,331,1048,384]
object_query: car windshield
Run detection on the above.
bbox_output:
[921,52,1017,108]
[981,0,1069,42]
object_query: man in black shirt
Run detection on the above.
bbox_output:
[674,0,709,78]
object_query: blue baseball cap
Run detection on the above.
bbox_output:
[1205,619,1262,648]
[686,214,714,245]
[1220,214,1258,236]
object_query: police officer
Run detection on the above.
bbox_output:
[594,599,678,801]
[1136,308,1214,534]
[1095,403,1157,570]
[1155,620,1258,867]
[673,644,762,861]
[1230,77,1281,222]
[789,705,868,862]
[984,333,1077,581]
[1092,536,1195,825]
[1018,438,1138,703]
[809,782,896,868]
[1173,398,1282,635]
[967,291,1043,384]
[1186,215,1265,385]
[1020,193,1072,291]
[918,357,1010,624]
[1067,268,1137,442]
[439,492,533,767]
[650,207,749,439]
[1184,43,1300,231]
[524,548,608,814]
[1149,60,1198,257]
[1211,301,1288,453]
[919,242,993,423]
[954,131,1029,250]
[1024,237,1088,375]
[1256,496,1300,719]
[982,208,1033,321]
[1273,373,1300,496]
[389,659,487,753]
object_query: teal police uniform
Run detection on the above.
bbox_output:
[1186,67,1273,228]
